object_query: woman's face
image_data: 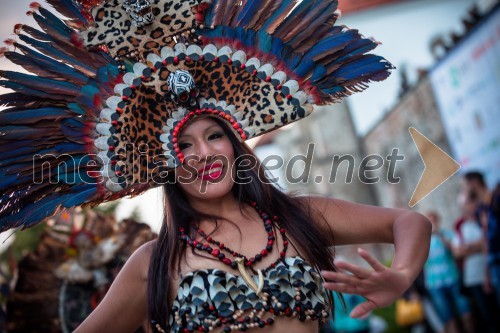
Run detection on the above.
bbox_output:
[174,117,236,201]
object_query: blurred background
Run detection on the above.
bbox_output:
[0,0,499,332]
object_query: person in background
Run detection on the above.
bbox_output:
[487,184,500,304]
[453,190,497,333]
[424,211,473,333]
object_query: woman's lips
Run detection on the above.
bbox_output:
[198,163,224,181]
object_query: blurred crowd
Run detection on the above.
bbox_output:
[322,171,500,333]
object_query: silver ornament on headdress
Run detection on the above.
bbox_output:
[167,70,199,107]
[122,0,155,27]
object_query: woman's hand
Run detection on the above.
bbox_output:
[321,248,412,318]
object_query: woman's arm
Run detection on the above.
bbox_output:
[307,196,431,317]
[74,240,154,333]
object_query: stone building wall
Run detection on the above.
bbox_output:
[363,76,462,229]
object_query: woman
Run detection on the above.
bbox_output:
[0,1,430,332]
[73,117,431,332]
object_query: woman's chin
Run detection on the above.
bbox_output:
[183,179,234,201]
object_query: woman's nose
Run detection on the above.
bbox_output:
[189,139,212,163]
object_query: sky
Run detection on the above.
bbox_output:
[0,0,480,231]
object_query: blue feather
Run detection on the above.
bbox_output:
[311,65,327,83]
[332,55,391,80]
[5,51,89,85]
[0,71,81,96]
[0,108,72,124]
[68,103,86,115]
[237,0,263,27]
[294,59,315,79]
[63,184,98,208]
[261,0,295,31]
[31,12,72,40]
[18,34,95,74]
[304,30,358,60]
[0,81,58,100]
[38,7,73,35]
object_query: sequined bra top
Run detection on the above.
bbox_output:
[165,256,330,332]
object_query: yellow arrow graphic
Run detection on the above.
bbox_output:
[409,127,461,207]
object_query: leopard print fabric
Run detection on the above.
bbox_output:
[82,0,206,60]
[150,60,309,136]
[111,84,170,186]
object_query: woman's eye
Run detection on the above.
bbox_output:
[208,133,224,140]
[178,142,191,150]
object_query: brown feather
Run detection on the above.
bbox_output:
[265,0,298,35]
[212,0,230,26]
[282,1,331,43]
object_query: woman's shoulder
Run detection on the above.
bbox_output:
[126,239,157,280]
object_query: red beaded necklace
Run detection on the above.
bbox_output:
[178,202,289,274]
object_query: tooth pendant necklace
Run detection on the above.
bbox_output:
[235,257,265,297]
[178,202,289,297]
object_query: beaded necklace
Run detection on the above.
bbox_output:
[178,202,289,275]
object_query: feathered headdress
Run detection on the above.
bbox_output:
[0,0,393,231]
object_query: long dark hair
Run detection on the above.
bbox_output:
[147,118,337,330]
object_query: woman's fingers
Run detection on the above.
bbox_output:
[323,281,357,294]
[350,299,378,318]
[335,260,371,279]
[321,271,361,285]
[357,248,386,272]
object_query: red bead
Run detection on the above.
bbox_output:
[211,249,220,257]
[280,228,286,233]
[185,56,192,62]
[240,64,246,69]
[219,243,225,249]
[265,76,271,82]
[241,133,247,140]
[180,227,185,232]
[209,305,215,311]
[222,258,232,265]
[206,236,212,242]
[276,84,282,90]
[227,59,233,65]
[280,251,286,257]
[261,249,268,256]
[173,56,179,64]
[193,240,199,246]
[214,56,219,62]
[286,94,293,99]
[252,70,257,76]
[283,241,289,246]
[111,120,118,126]
[267,240,274,246]
[199,55,204,61]
[108,146,115,151]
